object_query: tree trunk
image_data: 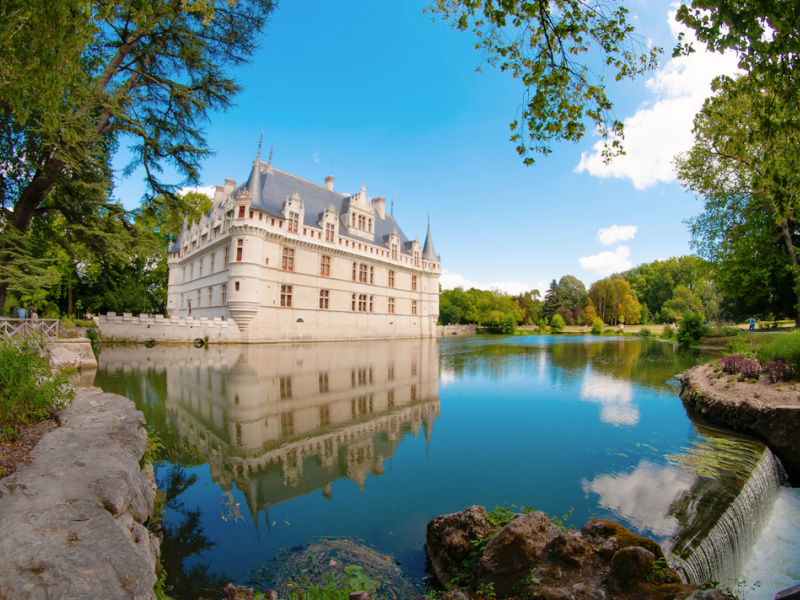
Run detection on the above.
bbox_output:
[778,219,800,326]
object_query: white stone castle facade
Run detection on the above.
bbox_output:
[163,150,440,342]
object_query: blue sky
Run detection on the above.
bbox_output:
[113,0,739,295]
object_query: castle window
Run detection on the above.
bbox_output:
[280,285,293,307]
[369,295,373,312]
[352,262,357,281]
[412,300,417,315]
[282,247,294,271]
[414,250,420,267]
[358,294,367,312]
[222,284,227,304]
[369,266,374,284]
[199,261,203,277]
[391,244,398,260]
[224,248,229,267]
[208,287,212,306]
[359,264,368,283]
[411,275,417,291]
[388,270,394,288]
[235,282,240,291]
[325,223,335,242]
[236,239,243,262]
[210,254,215,273]
[238,206,245,218]
[319,289,329,309]
[197,289,201,307]
[368,219,373,233]
[280,412,293,435]
[288,211,299,233]
[319,404,330,426]
[320,255,330,277]
[388,298,394,314]
[352,293,356,311]
[259,213,263,221]
[249,210,253,219]
[319,373,329,393]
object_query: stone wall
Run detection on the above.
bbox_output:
[436,324,477,336]
[0,389,159,600]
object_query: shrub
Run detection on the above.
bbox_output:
[767,360,789,383]
[756,331,800,379]
[550,313,566,333]
[720,354,744,374]
[639,327,652,337]
[739,358,762,380]
[0,335,75,441]
[676,312,709,348]
[725,336,752,355]
[662,323,674,339]
[591,318,604,335]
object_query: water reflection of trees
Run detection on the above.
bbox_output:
[158,465,230,600]
[440,337,712,391]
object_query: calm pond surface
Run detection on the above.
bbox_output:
[93,335,748,592]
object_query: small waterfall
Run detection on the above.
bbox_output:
[664,432,784,587]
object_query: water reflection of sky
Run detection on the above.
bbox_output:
[92,335,744,587]
[579,370,639,426]
[582,460,695,538]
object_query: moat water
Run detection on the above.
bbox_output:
[92,336,799,599]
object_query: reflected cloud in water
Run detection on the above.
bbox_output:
[582,459,695,538]
[579,370,639,426]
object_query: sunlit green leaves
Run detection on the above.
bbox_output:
[426,0,661,164]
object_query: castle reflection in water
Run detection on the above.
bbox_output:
[97,339,440,520]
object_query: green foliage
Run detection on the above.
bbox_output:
[439,287,524,331]
[591,317,604,335]
[426,0,660,164]
[676,312,709,348]
[725,336,752,356]
[639,327,652,337]
[662,323,674,339]
[550,313,566,333]
[141,428,166,469]
[0,334,74,441]
[755,331,800,379]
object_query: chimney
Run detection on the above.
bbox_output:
[372,196,386,219]
[224,178,236,195]
[324,176,334,191]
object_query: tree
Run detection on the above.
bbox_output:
[583,298,598,326]
[0,0,275,311]
[676,74,800,324]
[542,279,560,320]
[427,0,660,164]
[556,275,588,312]
[550,313,566,333]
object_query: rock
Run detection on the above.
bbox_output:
[425,505,494,587]
[478,511,561,597]
[47,339,97,370]
[777,583,800,600]
[0,390,158,600]
[350,592,371,600]
[598,537,619,561]
[607,546,654,591]
[546,530,589,568]
[572,583,606,599]
[684,589,730,600]
[580,519,664,560]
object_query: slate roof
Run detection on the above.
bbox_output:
[172,160,440,262]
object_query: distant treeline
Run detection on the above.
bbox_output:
[439,255,770,329]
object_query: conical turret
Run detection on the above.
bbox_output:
[422,224,439,262]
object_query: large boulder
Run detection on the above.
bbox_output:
[607,546,654,591]
[478,511,562,597]
[425,505,494,587]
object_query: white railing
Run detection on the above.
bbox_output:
[0,317,59,340]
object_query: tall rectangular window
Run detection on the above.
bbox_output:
[288,211,299,233]
[319,373,329,393]
[238,206,245,218]
[388,297,394,314]
[412,300,417,315]
[210,254,215,273]
[352,293,356,311]
[358,294,367,312]
[221,284,227,304]
[359,264,368,283]
[319,404,330,426]
[414,250,420,267]
[388,270,395,288]
[236,239,243,262]
[369,295,373,312]
[411,275,417,291]
[224,248,229,267]
[199,261,203,277]
[369,266,374,284]
[280,376,292,399]
[282,247,294,271]
[196,289,201,307]
[325,223,335,242]
[320,255,331,277]
[391,244,398,260]
[352,262,357,281]
[319,289,329,309]
[207,287,212,306]
[280,285,292,307]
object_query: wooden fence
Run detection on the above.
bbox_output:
[0,317,59,340]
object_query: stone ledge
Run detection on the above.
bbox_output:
[0,389,158,600]
[680,363,800,481]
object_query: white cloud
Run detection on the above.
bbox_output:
[313,151,320,163]
[439,269,544,296]
[579,246,632,276]
[574,9,740,189]
[179,185,216,199]
[580,371,638,426]
[597,225,638,245]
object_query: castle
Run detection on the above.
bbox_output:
[164,147,440,342]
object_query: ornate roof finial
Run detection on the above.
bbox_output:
[391,198,394,216]
[427,213,430,228]
[257,131,263,161]
[268,143,274,165]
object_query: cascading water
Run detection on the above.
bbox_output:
[664,430,785,588]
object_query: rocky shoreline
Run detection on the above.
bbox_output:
[680,363,800,481]
[0,388,159,600]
